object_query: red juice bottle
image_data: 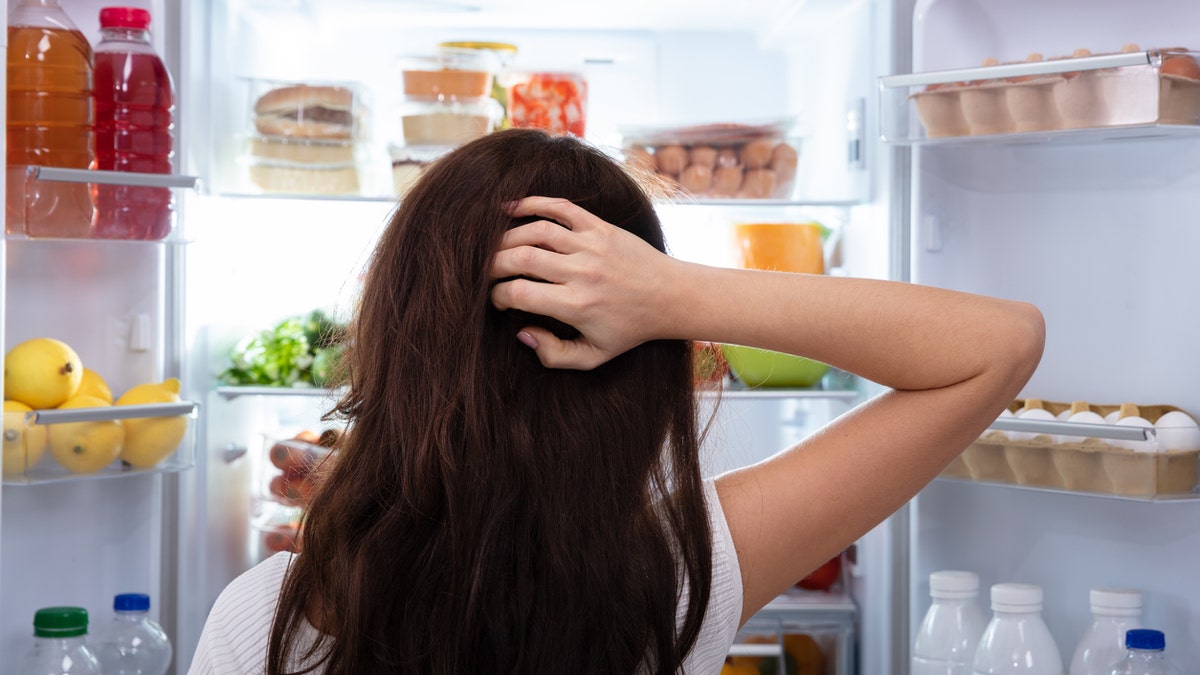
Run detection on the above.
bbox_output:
[92,6,175,240]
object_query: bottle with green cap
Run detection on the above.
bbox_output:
[20,606,101,674]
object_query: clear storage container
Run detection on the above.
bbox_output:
[880,48,1200,144]
[396,96,503,148]
[728,610,855,675]
[940,399,1200,499]
[399,48,499,101]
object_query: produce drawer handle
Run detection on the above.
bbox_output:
[989,416,1150,442]
[726,643,784,657]
[28,401,198,425]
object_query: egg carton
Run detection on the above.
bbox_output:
[940,399,1200,499]
[882,48,1200,142]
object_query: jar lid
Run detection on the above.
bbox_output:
[1125,628,1165,651]
[32,607,88,638]
[1090,588,1143,614]
[929,570,979,598]
[990,583,1042,611]
[99,6,151,30]
[114,593,150,612]
[439,41,518,55]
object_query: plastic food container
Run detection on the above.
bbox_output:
[618,118,802,201]
[503,70,588,137]
[942,398,1200,500]
[880,48,1200,143]
[387,144,449,197]
[399,48,499,101]
[720,344,830,389]
[398,96,503,147]
[244,78,369,142]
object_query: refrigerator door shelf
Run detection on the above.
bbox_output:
[880,49,1200,145]
[216,385,339,400]
[6,165,202,243]
[939,408,1199,501]
[1,400,199,485]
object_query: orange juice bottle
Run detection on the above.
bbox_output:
[6,0,95,238]
[733,222,825,274]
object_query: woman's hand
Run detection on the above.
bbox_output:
[489,196,682,370]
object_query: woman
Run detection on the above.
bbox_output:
[190,129,1043,674]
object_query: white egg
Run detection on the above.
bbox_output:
[1153,411,1200,452]
[1104,410,1121,424]
[1111,415,1156,452]
[1056,409,1072,420]
[1009,407,1056,441]
[1055,410,1107,444]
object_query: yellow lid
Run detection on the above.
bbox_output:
[439,41,519,54]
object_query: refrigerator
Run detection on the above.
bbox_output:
[3,0,1200,673]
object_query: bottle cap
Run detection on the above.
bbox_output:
[1125,628,1165,650]
[929,570,980,599]
[990,583,1042,611]
[99,7,151,30]
[32,607,88,638]
[1090,588,1143,616]
[114,593,150,612]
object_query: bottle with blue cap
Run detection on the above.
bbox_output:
[92,593,173,675]
[19,606,102,674]
[1106,629,1183,675]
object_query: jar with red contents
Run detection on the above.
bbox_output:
[502,70,588,138]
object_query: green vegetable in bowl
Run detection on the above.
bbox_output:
[219,310,347,388]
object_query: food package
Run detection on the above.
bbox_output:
[943,398,1200,499]
[619,118,801,200]
[503,70,587,137]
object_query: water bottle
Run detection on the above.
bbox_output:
[913,570,988,675]
[973,583,1064,675]
[6,0,95,237]
[1069,589,1144,675]
[91,6,177,240]
[20,606,102,674]
[92,593,173,674]
[1106,630,1182,675]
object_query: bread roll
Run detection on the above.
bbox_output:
[254,85,357,139]
[250,138,355,165]
[249,164,360,195]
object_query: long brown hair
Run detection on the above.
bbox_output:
[267,129,713,674]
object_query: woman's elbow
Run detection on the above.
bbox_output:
[1008,301,1046,379]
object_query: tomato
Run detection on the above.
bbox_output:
[508,72,587,137]
[796,554,841,591]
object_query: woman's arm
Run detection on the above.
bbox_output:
[491,196,1045,623]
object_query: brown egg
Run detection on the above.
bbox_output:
[688,145,718,169]
[624,146,656,172]
[654,145,688,175]
[1162,55,1200,80]
[710,165,744,197]
[716,147,740,168]
[739,139,776,170]
[736,169,777,199]
[679,164,714,195]
[770,143,798,198]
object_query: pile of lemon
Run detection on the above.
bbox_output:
[2,337,187,479]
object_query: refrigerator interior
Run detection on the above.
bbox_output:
[179,0,888,670]
[906,0,1200,666]
[0,0,187,670]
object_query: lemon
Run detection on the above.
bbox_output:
[76,368,113,403]
[115,378,187,468]
[4,338,83,409]
[2,400,47,479]
[48,395,124,474]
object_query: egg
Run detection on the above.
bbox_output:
[624,146,655,172]
[739,139,776,170]
[654,145,688,176]
[1153,411,1200,452]
[985,407,1015,440]
[770,143,799,193]
[716,148,740,168]
[736,169,777,199]
[1056,410,1107,444]
[1111,414,1156,452]
[710,165,744,197]
[1104,410,1121,424]
[688,146,718,169]
[1121,44,1141,53]
[1009,405,1056,441]
[1161,55,1200,80]
[679,164,714,195]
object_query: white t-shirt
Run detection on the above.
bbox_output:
[189,479,742,674]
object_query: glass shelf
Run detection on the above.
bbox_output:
[217,385,341,400]
[3,400,200,485]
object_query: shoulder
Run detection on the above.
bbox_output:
[188,553,295,675]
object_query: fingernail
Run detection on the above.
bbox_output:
[516,331,539,349]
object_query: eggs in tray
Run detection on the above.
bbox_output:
[912,46,1200,139]
[942,398,1200,498]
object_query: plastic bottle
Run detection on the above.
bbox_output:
[92,592,173,675]
[6,0,95,238]
[973,583,1064,675]
[20,606,102,674]
[1106,629,1183,675]
[913,570,989,675]
[91,6,176,240]
[1069,589,1144,675]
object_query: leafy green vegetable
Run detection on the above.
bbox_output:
[219,310,347,388]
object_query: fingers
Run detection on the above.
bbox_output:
[498,219,578,255]
[514,326,608,371]
[490,276,570,315]
[504,197,606,234]
[491,244,577,283]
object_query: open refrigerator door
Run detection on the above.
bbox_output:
[880,0,1200,670]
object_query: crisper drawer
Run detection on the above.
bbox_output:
[880,48,1200,144]
[725,607,855,675]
